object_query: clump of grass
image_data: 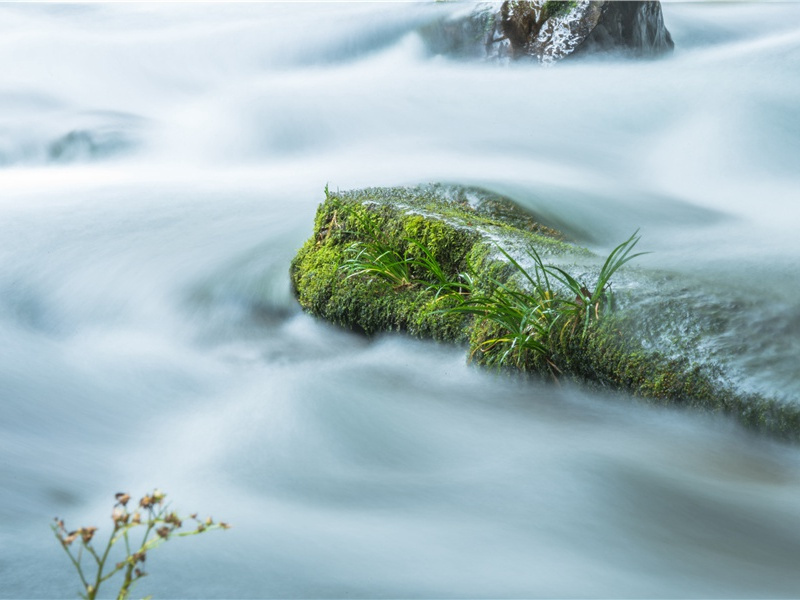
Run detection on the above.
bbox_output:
[337,203,646,375]
[453,232,647,373]
[444,245,560,372]
[343,240,412,288]
[546,230,648,338]
[339,209,467,299]
[340,205,413,289]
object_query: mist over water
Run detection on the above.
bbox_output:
[1,3,800,597]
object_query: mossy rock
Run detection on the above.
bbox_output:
[290,184,800,442]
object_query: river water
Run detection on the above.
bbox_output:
[1,3,799,598]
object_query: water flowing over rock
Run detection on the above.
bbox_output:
[422,1,674,64]
[291,185,800,442]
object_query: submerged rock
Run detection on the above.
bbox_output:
[291,184,800,441]
[422,1,674,64]
[419,4,510,61]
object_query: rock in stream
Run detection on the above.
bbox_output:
[421,1,674,65]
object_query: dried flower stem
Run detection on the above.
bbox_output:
[52,490,229,600]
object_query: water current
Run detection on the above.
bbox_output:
[1,3,799,597]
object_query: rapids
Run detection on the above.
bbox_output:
[1,3,799,597]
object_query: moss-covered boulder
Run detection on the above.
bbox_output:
[291,184,800,441]
[291,185,571,340]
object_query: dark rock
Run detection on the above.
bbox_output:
[422,1,673,65]
[568,1,675,60]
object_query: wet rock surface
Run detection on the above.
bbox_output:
[422,1,673,64]
[291,185,800,442]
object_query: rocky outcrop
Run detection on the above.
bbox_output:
[422,1,673,65]
[567,1,675,60]
[291,185,800,441]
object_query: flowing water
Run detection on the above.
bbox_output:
[1,3,800,597]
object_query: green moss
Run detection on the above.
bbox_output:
[290,185,800,442]
[290,186,500,340]
[542,1,578,20]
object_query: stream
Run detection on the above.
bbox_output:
[1,3,800,597]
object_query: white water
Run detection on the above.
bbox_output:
[1,3,800,597]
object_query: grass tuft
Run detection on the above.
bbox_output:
[337,201,646,376]
[545,230,649,338]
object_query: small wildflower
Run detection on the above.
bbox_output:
[131,512,141,525]
[219,522,231,530]
[152,489,165,503]
[139,495,153,509]
[156,526,170,539]
[205,516,213,526]
[115,493,131,506]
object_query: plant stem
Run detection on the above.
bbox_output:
[88,526,119,600]
[52,527,90,594]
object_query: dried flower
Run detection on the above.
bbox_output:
[80,527,98,544]
[53,488,229,599]
[63,532,79,546]
[112,508,128,526]
[164,512,182,528]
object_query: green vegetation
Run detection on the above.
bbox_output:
[443,248,556,372]
[546,230,648,338]
[334,195,645,376]
[291,185,800,441]
[542,1,578,20]
[53,490,229,600]
[291,184,572,340]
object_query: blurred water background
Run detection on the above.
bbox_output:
[1,3,800,597]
